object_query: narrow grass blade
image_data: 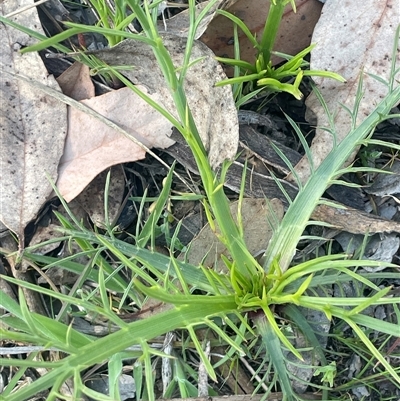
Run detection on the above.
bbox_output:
[255,314,297,401]
[4,299,238,401]
[345,318,400,385]
[137,164,174,248]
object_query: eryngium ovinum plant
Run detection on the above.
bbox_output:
[1,1,400,400]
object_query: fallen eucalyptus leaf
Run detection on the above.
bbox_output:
[29,223,64,256]
[57,87,174,202]
[292,0,400,183]
[56,62,128,216]
[95,34,239,168]
[335,232,399,272]
[75,166,125,228]
[56,61,95,101]
[0,0,67,239]
[365,160,400,197]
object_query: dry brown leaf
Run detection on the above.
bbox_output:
[201,0,322,69]
[292,0,400,183]
[56,62,95,101]
[95,34,238,168]
[185,198,284,271]
[57,87,174,202]
[0,0,67,238]
[57,63,125,222]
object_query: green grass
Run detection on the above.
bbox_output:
[1,1,400,400]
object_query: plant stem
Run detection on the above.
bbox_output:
[126,0,259,280]
[259,1,286,67]
[172,85,257,279]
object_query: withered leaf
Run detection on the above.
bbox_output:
[292,0,400,183]
[94,33,239,168]
[0,0,67,238]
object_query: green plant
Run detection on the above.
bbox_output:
[1,0,343,100]
[1,1,400,400]
[215,0,345,103]
[83,0,138,47]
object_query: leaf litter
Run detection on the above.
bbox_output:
[1,1,239,232]
[58,85,175,202]
[56,61,95,101]
[291,0,400,183]
[0,0,67,240]
[1,0,400,399]
[158,0,240,39]
[94,33,239,168]
[54,9,240,205]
